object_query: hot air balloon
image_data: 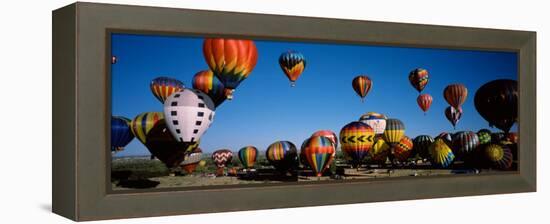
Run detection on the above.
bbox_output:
[202,38,258,100]
[491,132,506,143]
[238,146,258,169]
[506,132,518,144]
[358,112,387,135]
[180,147,203,174]
[443,83,468,109]
[192,70,227,107]
[452,131,480,159]
[111,116,134,152]
[437,132,453,145]
[144,121,199,168]
[408,68,429,93]
[130,112,164,145]
[302,136,335,177]
[392,136,414,162]
[428,138,455,168]
[413,135,434,160]
[477,129,492,145]
[111,56,117,64]
[150,77,185,103]
[339,121,375,166]
[352,75,372,102]
[311,130,338,149]
[417,94,433,114]
[474,79,518,133]
[370,138,390,164]
[266,141,299,173]
[212,149,233,176]
[383,119,405,146]
[299,138,311,168]
[279,50,306,87]
[445,106,462,129]
[163,89,216,143]
[484,144,513,170]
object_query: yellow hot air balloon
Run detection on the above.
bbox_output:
[130,112,164,145]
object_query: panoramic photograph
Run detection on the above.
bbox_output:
[110,33,518,190]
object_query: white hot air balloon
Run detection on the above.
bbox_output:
[358,112,387,135]
[163,89,216,143]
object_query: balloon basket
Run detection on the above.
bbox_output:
[224,89,234,100]
[290,81,296,87]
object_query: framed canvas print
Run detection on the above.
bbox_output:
[52,2,536,221]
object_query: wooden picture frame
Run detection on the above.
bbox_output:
[52,2,536,221]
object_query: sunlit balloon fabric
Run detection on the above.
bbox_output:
[266,141,298,171]
[429,138,455,168]
[445,106,462,129]
[474,79,518,133]
[279,50,306,87]
[150,77,185,103]
[408,68,429,93]
[392,136,414,162]
[202,38,258,99]
[192,70,227,107]
[238,146,258,169]
[163,89,216,143]
[339,121,375,164]
[444,83,468,109]
[311,130,338,149]
[212,149,233,168]
[352,75,372,102]
[370,138,390,163]
[302,136,335,177]
[484,144,513,170]
[417,94,433,114]
[383,119,405,146]
[130,112,164,145]
[111,116,134,152]
[359,112,387,135]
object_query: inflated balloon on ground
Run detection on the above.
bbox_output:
[111,116,134,152]
[238,146,258,169]
[340,121,375,165]
[392,136,414,162]
[266,141,299,172]
[429,138,455,168]
[302,136,336,177]
[359,112,387,135]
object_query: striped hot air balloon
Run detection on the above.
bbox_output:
[413,135,434,160]
[339,121,375,165]
[392,136,414,162]
[203,38,258,100]
[408,68,429,93]
[370,138,391,164]
[417,94,433,114]
[150,77,185,103]
[352,75,372,102]
[279,50,306,87]
[111,116,134,152]
[358,112,387,135]
[452,131,480,158]
[130,112,164,145]
[437,132,453,145]
[443,83,468,109]
[484,144,513,170]
[445,106,462,129]
[383,119,405,146]
[192,70,227,107]
[429,138,455,168]
[180,147,203,174]
[266,141,299,172]
[238,146,258,169]
[477,129,492,145]
[302,136,336,177]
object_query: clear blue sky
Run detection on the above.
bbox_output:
[111,33,517,157]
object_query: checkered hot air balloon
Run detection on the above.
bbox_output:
[302,136,335,177]
[408,68,429,93]
[352,75,372,102]
[279,50,306,87]
[339,121,375,166]
[238,146,258,169]
[150,77,185,103]
[203,38,258,100]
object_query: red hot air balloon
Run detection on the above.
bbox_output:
[408,68,429,93]
[444,84,468,109]
[352,75,372,102]
[302,136,335,177]
[445,106,462,129]
[417,93,433,114]
[311,130,338,149]
[202,38,258,100]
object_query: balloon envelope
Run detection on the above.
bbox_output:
[392,136,414,162]
[413,135,434,159]
[352,75,372,102]
[192,70,227,107]
[445,106,462,129]
[279,50,306,86]
[238,146,258,169]
[452,131,480,158]
[339,121,375,164]
[302,136,335,177]
[484,144,513,170]
[111,116,134,152]
[408,68,429,92]
[144,121,200,168]
[474,79,518,133]
[370,138,390,164]
[311,130,339,149]
[429,138,455,168]
[443,83,468,109]
[417,94,433,113]
[130,112,164,145]
[150,77,185,103]
[212,149,233,168]
[180,147,203,174]
[266,141,298,172]
[383,119,405,146]
[359,112,387,135]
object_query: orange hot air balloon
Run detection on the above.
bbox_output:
[279,51,306,87]
[352,75,372,102]
[417,94,433,114]
[202,38,258,100]
[444,83,468,109]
